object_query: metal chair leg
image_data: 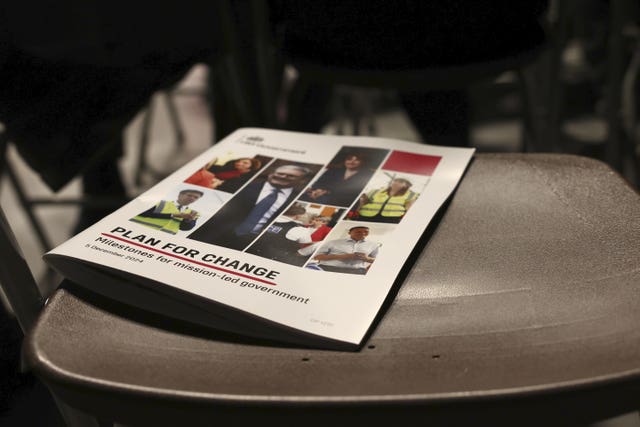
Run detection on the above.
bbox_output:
[2,154,54,252]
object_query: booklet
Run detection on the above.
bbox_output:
[45,128,474,351]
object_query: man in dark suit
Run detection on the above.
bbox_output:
[188,164,313,250]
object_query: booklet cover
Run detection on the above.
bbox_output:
[45,128,474,350]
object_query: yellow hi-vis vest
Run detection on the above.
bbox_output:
[359,189,417,218]
[131,200,194,234]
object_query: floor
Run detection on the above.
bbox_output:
[1,64,639,426]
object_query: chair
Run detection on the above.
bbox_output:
[12,154,640,426]
[212,1,549,150]
[0,87,187,254]
[134,79,210,187]
[533,0,640,187]
[607,0,640,186]
[0,207,102,426]
[133,90,186,187]
[0,131,56,252]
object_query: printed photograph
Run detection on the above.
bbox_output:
[298,146,388,207]
[184,154,272,193]
[305,222,395,275]
[245,202,344,267]
[129,184,221,235]
[346,171,430,224]
[187,159,323,251]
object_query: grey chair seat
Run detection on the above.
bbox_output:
[25,154,640,426]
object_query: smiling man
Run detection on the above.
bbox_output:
[313,226,379,275]
[188,164,314,250]
[131,189,203,234]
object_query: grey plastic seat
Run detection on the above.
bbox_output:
[20,154,640,426]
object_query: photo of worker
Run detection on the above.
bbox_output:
[348,172,424,224]
[346,171,430,224]
[130,186,206,235]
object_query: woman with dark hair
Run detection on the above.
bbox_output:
[356,178,417,223]
[300,152,373,207]
[185,157,262,193]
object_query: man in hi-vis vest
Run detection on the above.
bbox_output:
[131,189,203,234]
[357,178,417,223]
